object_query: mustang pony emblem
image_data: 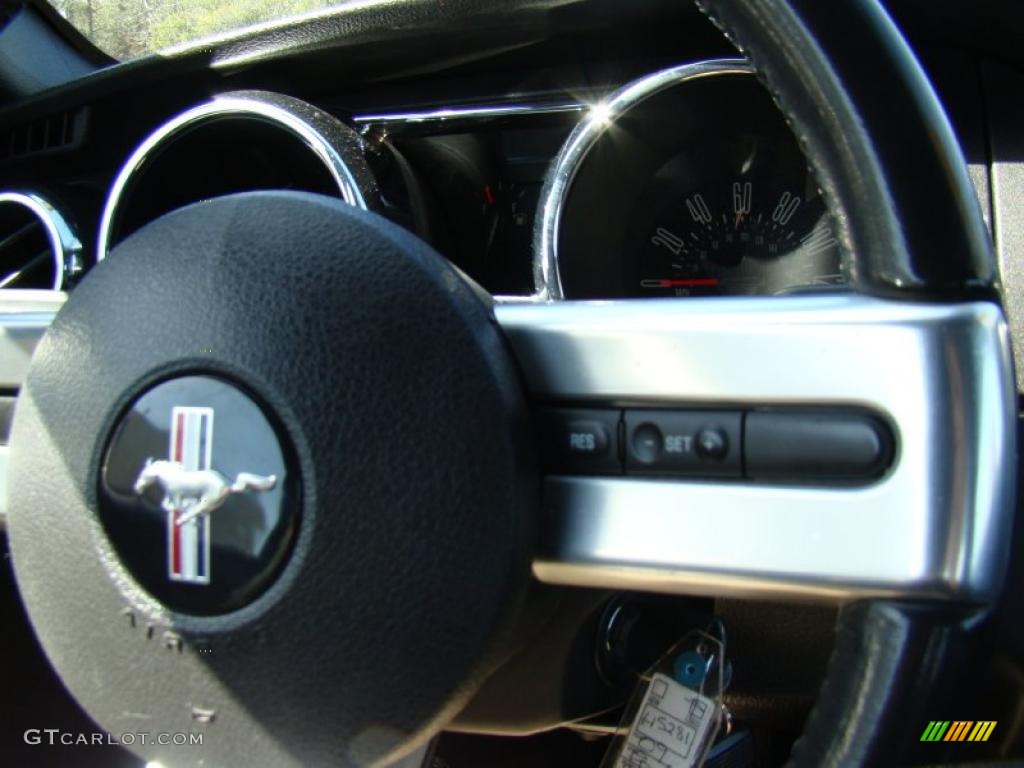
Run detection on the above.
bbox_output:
[133,405,277,584]
[133,459,278,526]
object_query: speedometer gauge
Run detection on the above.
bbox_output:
[637,163,842,297]
[546,62,849,299]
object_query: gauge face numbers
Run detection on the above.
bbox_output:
[640,181,844,297]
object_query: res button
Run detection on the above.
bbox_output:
[539,408,622,474]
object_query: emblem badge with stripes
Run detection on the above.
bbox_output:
[131,405,278,586]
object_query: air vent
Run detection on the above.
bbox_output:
[0,192,82,290]
[0,107,87,163]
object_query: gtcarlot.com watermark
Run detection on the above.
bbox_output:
[24,729,203,746]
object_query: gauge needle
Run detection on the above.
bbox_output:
[0,250,49,288]
[641,278,720,288]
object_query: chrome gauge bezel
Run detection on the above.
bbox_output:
[97,91,378,261]
[533,59,754,301]
[0,191,83,291]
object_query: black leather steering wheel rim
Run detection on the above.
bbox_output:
[698,0,997,301]
[694,0,1005,765]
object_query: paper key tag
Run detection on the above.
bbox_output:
[613,672,720,768]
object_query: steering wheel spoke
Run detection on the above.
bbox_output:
[0,289,63,525]
[496,294,1016,602]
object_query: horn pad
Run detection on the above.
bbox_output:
[6,191,538,767]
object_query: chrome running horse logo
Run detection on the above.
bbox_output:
[134,460,277,525]
[132,407,276,584]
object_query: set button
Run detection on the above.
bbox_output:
[625,410,741,477]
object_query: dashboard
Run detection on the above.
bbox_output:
[0,0,1017,330]
[0,64,845,304]
[0,1,870,308]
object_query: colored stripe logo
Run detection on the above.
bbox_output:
[920,721,996,742]
[168,406,213,584]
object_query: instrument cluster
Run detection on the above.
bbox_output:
[1,61,844,304]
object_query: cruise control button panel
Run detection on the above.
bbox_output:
[537,405,894,485]
[539,408,621,474]
[625,410,741,477]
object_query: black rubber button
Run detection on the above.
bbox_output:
[566,420,609,455]
[632,423,663,464]
[744,410,893,482]
[695,427,729,460]
[539,408,622,474]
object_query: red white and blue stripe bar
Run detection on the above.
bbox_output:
[168,406,213,584]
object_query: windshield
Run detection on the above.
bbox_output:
[51,0,339,60]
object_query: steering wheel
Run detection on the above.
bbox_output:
[4,1,1015,766]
